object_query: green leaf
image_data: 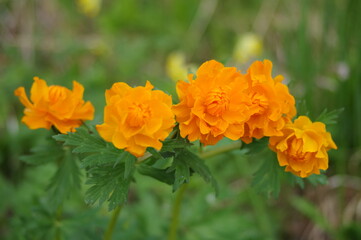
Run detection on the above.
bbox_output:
[20,139,64,165]
[168,155,190,191]
[316,108,344,125]
[53,127,109,154]
[173,149,218,194]
[54,126,137,211]
[307,173,328,186]
[47,147,81,208]
[252,152,281,198]
[137,164,175,185]
[85,153,137,211]
[161,138,192,152]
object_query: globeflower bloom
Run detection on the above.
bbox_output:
[14,77,94,133]
[96,81,175,157]
[241,60,297,143]
[172,60,252,145]
[269,116,337,178]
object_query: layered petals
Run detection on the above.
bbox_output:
[14,77,94,133]
[269,116,337,178]
[172,60,251,145]
[241,60,296,142]
[96,81,175,157]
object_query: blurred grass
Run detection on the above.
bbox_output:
[1,0,361,239]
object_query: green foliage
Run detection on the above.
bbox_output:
[47,147,81,208]
[251,151,282,198]
[138,137,218,194]
[316,108,344,125]
[85,161,134,211]
[20,138,64,165]
[54,127,137,211]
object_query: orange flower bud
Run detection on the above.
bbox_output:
[14,77,94,133]
[96,81,175,157]
[269,116,337,178]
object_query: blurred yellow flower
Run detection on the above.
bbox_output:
[96,81,175,157]
[77,0,101,17]
[233,33,263,64]
[14,77,94,133]
[166,52,188,82]
[269,116,337,178]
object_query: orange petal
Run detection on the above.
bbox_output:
[14,87,33,108]
[30,77,48,103]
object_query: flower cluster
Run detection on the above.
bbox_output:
[15,59,337,178]
[173,59,296,145]
[14,77,94,133]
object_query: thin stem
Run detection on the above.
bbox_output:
[167,184,188,240]
[103,205,123,240]
[199,141,242,159]
[54,205,63,240]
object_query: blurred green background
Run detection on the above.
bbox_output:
[1,0,361,239]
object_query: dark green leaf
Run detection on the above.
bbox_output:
[168,155,190,191]
[174,149,218,194]
[85,153,137,211]
[137,164,175,185]
[251,152,281,198]
[161,138,192,152]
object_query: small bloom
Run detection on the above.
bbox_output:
[241,60,297,143]
[14,77,94,133]
[166,51,189,83]
[269,116,337,178]
[233,32,263,64]
[77,0,101,17]
[96,81,175,157]
[172,60,252,145]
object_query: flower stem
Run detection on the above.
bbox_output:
[167,183,188,240]
[103,205,123,240]
[199,141,242,159]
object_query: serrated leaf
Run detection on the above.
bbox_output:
[53,127,107,154]
[316,108,344,125]
[168,156,190,191]
[174,149,218,194]
[84,153,137,211]
[137,165,175,185]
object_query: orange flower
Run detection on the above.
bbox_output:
[14,77,94,133]
[96,81,175,157]
[172,60,252,145]
[269,116,337,178]
[241,60,296,143]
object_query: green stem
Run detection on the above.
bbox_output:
[167,184,188,240]
[55,205,63,240]
[103,205,123,240]
[199,141,242,159]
